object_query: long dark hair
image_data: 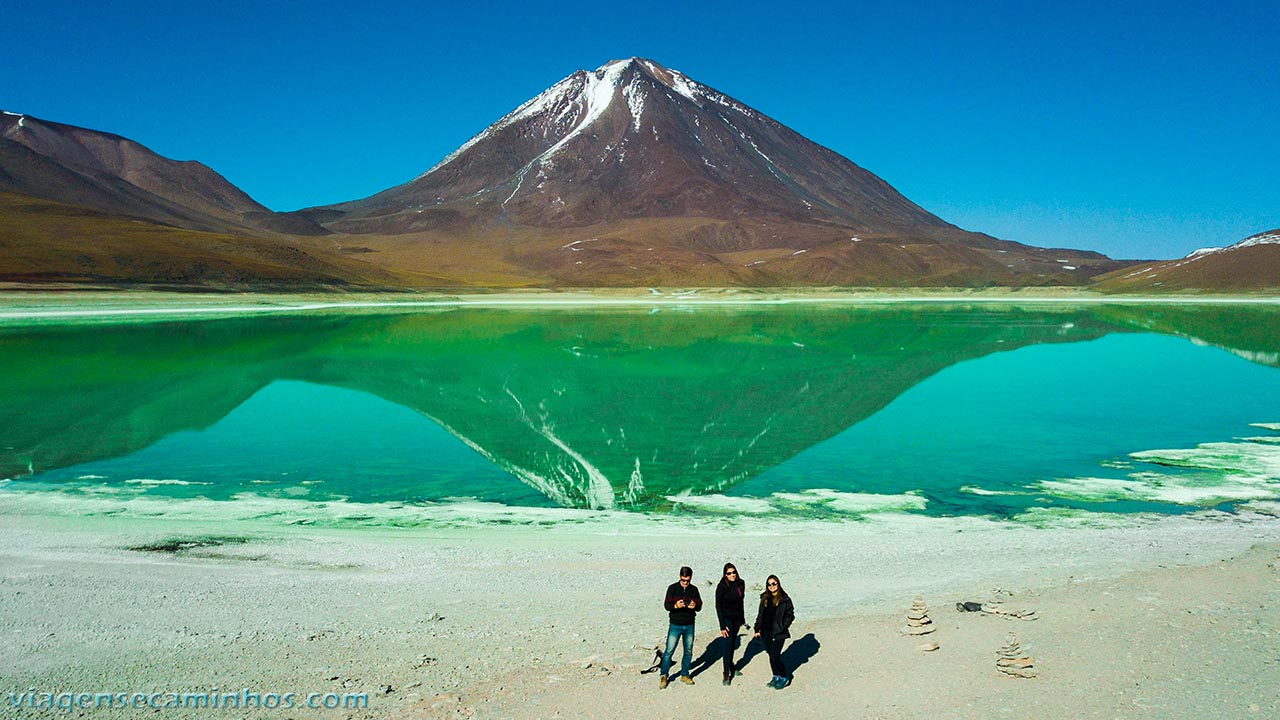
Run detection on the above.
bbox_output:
[719,562,743,589]
[761,574,787,606]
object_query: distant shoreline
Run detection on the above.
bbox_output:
[1,287,1278,323]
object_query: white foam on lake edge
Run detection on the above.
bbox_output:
[1132,440,1280,477]
[10,482,1264,538]
[3,485,1278,559]
[960,486,1023,496]
[665,492,774,514]
[1038,475,1276,505]
[665,489,929,516]
[1036,427,1280,507]
[769,488,928,513]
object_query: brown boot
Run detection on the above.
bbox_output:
[679,675,695,685]
[658,674,669,689]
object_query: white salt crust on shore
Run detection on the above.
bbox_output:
[1,502,1277,719]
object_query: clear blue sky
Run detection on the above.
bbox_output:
[4,0,1276,259]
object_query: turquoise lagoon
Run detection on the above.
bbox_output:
[2,303,1278,523]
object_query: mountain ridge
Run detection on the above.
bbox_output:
[297,57,1126,287]
[0,110,326,236]
[10,58,1253,288]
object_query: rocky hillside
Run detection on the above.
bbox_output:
[1094,229,1280,293]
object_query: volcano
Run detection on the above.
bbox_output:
[308,58,1122,287]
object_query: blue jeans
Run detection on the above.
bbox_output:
[661,623,695,677]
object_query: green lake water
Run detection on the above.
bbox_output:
[2,303,1279,522]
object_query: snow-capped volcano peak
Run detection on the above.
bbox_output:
[420,58,716,179]
[325,57,963,241]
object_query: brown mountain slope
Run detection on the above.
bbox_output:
[0,111,325,236]
[1093,229,1280,293]
[0,112,392,289]
[306,58,1123,287]
[0,192,392,288]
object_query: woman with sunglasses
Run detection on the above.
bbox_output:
[752,574,795,689]
[714,562,746,685]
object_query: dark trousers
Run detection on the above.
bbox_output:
[721,622,742,672]
[764,635,787,677]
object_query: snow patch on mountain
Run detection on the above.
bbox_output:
[1182,230,1280,259]
[417,73,584,179]
[499,61,629,204]
[667,69,701,104]
[1234,230,1280,250]
[622,74,646,132]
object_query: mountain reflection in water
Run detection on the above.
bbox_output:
[2,303,1279,513]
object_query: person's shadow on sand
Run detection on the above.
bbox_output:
[689,633,742,678]
[734,634,765,670]
[693,632,821,682]
[780,633,821,680]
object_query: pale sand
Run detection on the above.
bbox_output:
[1,507,1277,719]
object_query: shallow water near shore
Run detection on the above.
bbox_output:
[2,302,1279,524]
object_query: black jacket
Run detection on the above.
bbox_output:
[664,581,702,626]
[715,579,746,630]
[753,592,795,640]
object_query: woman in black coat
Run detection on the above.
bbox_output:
[714,562,746,685]
[752,574,795,689]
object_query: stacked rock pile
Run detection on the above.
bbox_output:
[995,633,1038,678]
[903,595,936,635]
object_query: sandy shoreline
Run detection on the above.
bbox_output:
[2,505,1277,719]
[1,287,1278,324]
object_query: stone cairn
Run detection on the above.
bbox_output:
[903,595,936,636]
[995,633,1038,678]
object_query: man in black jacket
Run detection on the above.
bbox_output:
[658,566,701,688]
